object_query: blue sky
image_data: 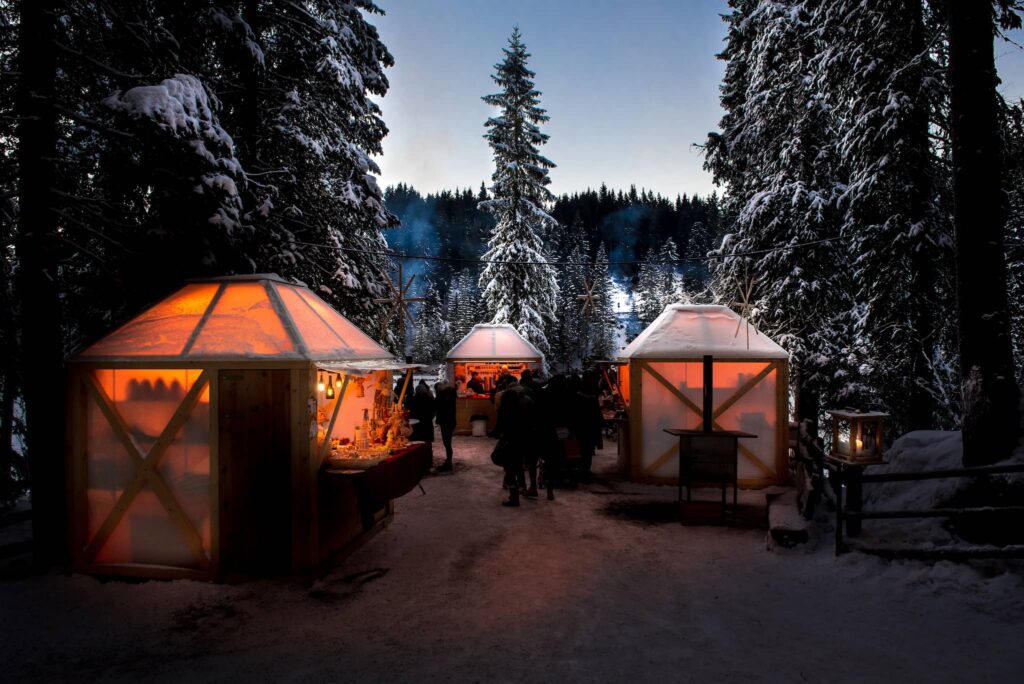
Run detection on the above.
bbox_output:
[372,0,1024,199]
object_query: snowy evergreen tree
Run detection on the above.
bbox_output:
[634,249,663,327]
[705,0,863,430]
[655,238,682,307]
[478,28,559,354]
[814,0,954,431]
[590,243,618,360]
[213,0,399,336]
[412,274,450,363]
[1003,98,1024,383]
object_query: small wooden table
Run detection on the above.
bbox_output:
[664,429,757,518]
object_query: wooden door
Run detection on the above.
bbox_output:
[218,369,292,575]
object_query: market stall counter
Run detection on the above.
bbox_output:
[319,441,432,564]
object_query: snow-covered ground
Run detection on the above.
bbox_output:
[2,436,1022,683]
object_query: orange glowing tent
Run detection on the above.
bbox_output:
[66,274,411,580]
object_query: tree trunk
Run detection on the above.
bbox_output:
[15,0,67,567]
[947,1,1021,465]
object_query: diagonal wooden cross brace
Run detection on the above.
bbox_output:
[82,371,211,568]
[640,361,776,477]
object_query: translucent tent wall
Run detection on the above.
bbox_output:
[66,274,400,579]
[619,305,790,488]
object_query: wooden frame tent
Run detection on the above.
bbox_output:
[617,304,790,488]
[66,274,413,580]
[445,324,543,434]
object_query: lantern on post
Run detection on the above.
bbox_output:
[827,410,888,463]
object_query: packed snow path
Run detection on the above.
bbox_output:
[2,436,1023,683]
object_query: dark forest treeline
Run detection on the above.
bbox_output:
[384,183,723,282]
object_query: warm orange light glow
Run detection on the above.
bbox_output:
[85,368,211,567]
[189,282,295,356]
[81,283,220,357]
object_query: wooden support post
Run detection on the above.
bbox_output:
[317,374,350,466]
[846,467,863,537]
[834,466,845,555]
[396,368,412,408]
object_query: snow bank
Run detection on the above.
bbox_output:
[859,430,1024,547]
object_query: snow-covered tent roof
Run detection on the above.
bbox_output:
[619,304,788,360]
[446,324,544,362]
[74,274,396,363]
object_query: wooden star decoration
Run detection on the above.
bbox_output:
[373,262,425,339]
[577,278,601,317]
[729,275,759,350]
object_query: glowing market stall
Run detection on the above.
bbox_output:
[66,274,428,580]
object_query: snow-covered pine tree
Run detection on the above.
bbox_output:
[545,214,588,370]
[634,249,662,328]
[453,268,485,341]
[656,237,682,308]
[412,274,449,363]
[1003,98,1024,383]
[705,0,862,430]
[814,0,954,432]
[590,243,618,360]
[478,27,559,354]
[202,1,399,336]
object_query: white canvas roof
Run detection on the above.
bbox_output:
[619,304,788,360]
[446,324,544,362]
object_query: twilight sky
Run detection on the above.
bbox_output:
[371,0,1024,199]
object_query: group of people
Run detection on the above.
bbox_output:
[403,377,456,472]
[490,368,605,507]
[401,367,608,509]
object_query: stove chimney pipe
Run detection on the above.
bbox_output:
[703,354,714,434]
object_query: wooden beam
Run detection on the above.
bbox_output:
[265,280,309,357]
[180,282,226,356]
[643,441,679,476]
[640,361,703,419]
[208,370,220,575]
[316,374,350,466]
[396,368,412,407]
[738,442,775,477]
[712,362,776,420]
[82,371,211,568]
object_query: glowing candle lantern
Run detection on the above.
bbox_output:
[828,409,887,462]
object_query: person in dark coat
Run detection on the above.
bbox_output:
[434,379,456,471]
[573,370,603,481]
[494,380,539,507]
[410,382,436,443]
[467,371,485,395]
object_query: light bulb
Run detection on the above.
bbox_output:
[317,380,325,393]
[326,383,335,399]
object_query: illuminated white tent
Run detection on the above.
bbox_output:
[618,304,790,487]
[444,324,544,433]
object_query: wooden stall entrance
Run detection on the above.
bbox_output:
[629,358,789,488]
[218,369,292,576]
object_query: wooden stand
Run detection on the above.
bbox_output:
[665,428,756,520]
[454,397,496,435]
